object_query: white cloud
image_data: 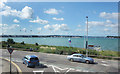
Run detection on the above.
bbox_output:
[44,8,61,15]
[104,28,109,31]
[44,24,69,31]
[85,20,118,29]
[44,24,53,30]
[106,20,112,23]
[1,24,20,32]
[52,24,60,31]
[9,24,20,29]
[0,24,8,27]
[37,27,42,31]
[13,19,19,23]
[0,3,33,19]
[59,24,69,31]
[75,29,82,31]
[20,6,33,19]
[85,21,105,29]
[77,25,81,27]
[52,17,64,21]
[29,16,48,24]
[100,12,118,19]
[23,28,26,31]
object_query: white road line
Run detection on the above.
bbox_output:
[54,65,68,70]
[65,68,72,74]
[101,64,109,66]
[69,68,75,70]
[33,70,44,74]
[83,70,89,72]
[52,65,59,72]
[101,61,107,63]
[76,69,82,72]
[33,70,44,72]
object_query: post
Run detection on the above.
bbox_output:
[86,16,88,57]
[10,54,11,74]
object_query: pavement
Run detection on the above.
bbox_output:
[0,58,19,74]
[0,49,120,74]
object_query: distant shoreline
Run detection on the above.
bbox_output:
[0,35,120,38]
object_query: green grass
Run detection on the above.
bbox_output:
[0,41,120,59]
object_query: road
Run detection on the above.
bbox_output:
[0,49,119,74]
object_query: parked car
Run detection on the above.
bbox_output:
[67,53,94,64]
[22,55,39,67]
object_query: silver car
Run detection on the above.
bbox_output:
[67,53,94,64]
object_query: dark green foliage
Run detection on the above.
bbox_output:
[21,41,25,45]
[35,43,39,46]
[7,38,15,44]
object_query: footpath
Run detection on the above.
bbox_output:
[0,58,20,74]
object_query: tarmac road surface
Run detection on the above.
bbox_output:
[0,49,119,73]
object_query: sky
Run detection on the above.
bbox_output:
[0,1,119,36]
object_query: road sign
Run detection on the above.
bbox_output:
[8,48,14,54]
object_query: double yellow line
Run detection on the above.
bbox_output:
[0,57,22,74]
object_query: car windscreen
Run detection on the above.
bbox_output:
[30,57,38,61]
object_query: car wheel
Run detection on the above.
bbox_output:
[70,59,74,62]
[23,62,24,64]
[86,60,90,64]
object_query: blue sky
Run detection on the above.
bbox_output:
[0,2,118,36]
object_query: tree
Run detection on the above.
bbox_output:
[35,43,39,46]
[7,38,15,44]
[21,41,25,45]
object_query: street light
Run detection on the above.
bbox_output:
[86,16,88,57]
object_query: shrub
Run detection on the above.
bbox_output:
[35,43,39,46]
[21,41,25,45]
[7,39,15,44]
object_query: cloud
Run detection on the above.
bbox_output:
[0,3,33,19]
[44,8,61,15]
[23,28,26,31]
[44,24,53,30]
[20,6,33,19]
[77,25,81,27]
[13,19,20,23]
[37,27,42,31]
[75,29,82,31]
[1,24,20,33]
[29,16,48,24]
[52,17,64,21]
[44,24,69,31]
[59,24,69,31]
[87,21,105,26]
[99,12,118,19]
[0,24,8,27]
[104,28,109,31]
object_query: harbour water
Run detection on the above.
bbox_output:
[1,37,119,51]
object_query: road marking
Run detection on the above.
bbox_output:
[101,64,109,66]
[65,68,72,74]
[52,65,59,72]
[33,70,44,74]
[53,65,68,70]
[101,61,107,63]
[76,69,82,72]
[0,57,22,74]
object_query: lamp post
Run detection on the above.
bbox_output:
[86,16,88,57]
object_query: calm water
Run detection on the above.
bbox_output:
[1,37,119,51]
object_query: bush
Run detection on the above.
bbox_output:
[7,39,15,44]
[35,43,39,46]
[21,41,25,45]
